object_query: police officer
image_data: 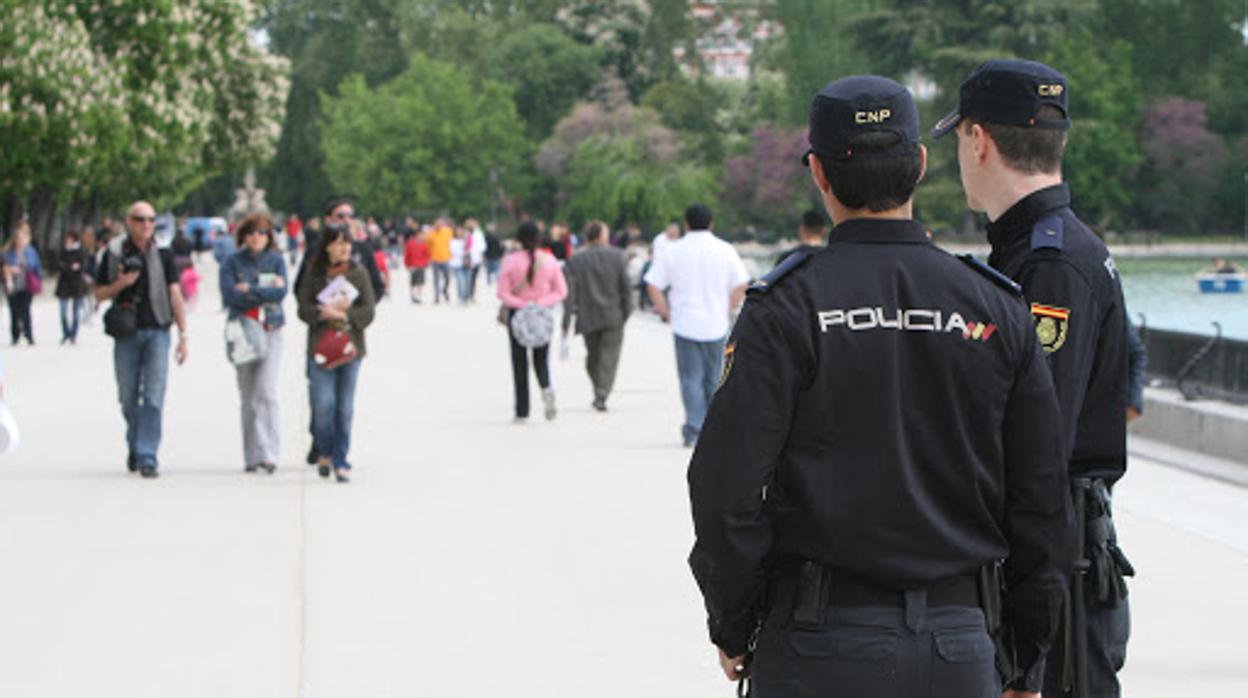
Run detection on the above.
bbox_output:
[688,75,1075,698]
[933,59,1134,698]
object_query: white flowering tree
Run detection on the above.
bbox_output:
[0,0,289,246]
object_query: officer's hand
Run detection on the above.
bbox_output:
[1002,690,1040,698]
[717,649,747,681]
[1126,406,1141,423]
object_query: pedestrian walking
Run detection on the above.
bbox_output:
[689,75,1074,698]
[403,228,431,304]
[774,209,828,267]
[3,222,43,346]
[498,221,568,422]
[563,220,632,411]
[94,201,190,478]
[450,227,471,304]
[934,58,1133,698]
[297,223,376,483]
[54,230,90,345]
[644,204,749,446]
[465,219,486,302]
[285,213,303,266]
[81,226,99,325]
[221,213,288,475]
[484,226,504,286]
[427,219,453,303]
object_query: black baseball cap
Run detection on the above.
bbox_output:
[931,59,1071,138]
[802,75,920,166]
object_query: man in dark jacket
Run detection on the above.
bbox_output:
[563,220,633,411]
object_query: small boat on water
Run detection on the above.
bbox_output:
[1196,273,1246,294]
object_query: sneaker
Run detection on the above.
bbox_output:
[542,388,557,421]
[127,453,138,473]
[592,398,607,412]
[244,464,259,473]
[317,464,331,479]
[139,465,159,479]
[306,444,317,465]
[258,463,276,475]
[334,467,350,483]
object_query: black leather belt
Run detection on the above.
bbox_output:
[778,560,981,624]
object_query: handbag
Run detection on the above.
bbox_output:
[313,325,358,369]
[510,303,555,348]
[103,303,138,339]
[25,269,42,295]
[224,315,268,366]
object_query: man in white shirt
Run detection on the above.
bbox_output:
[645,205,750,447]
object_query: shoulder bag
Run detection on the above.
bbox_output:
[224,315,268,366]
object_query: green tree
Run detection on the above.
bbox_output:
[772,0,879,124]
[537,101,716,230]
[1044,29,1143,228]
[260,0,407,216]
[319,54,529,217]
[491,23,603,140]
[640,78,723,163]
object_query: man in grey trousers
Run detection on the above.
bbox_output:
[563,220,633,411]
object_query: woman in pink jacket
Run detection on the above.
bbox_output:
[497,221,568,422]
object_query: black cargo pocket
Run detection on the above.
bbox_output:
[786,627,899,697]
[932,628,997,698]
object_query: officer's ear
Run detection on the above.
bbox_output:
[917,144,928,184]
[966,122,993,165]
[808,154,832,195]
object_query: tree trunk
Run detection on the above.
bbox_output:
[4,193,23,242]
[65,198,92,236]
[27,186,59,254]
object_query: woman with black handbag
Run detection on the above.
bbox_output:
[222,213,289,475]
[297,223,375,483]
[497,221,567,422]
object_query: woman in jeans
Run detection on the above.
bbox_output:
[297,224,375,483]
[2,222,42,346]
[497,221,567,422]
[221,213,288,474]
[54,230,90,345]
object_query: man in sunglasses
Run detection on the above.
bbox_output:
[293,197,385,300]
[95,200,190,478]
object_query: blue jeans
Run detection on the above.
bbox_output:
[59,297,82,341]
[431,262,451,302]
[486,259,501,285]
[114,328,171,468]
[454,266,473,302]
[674,334,724,444]
[308,356,362,470]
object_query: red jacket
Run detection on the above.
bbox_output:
[404,237,431,269]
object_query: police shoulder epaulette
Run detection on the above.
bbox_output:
[748,250,813,297]
[958,254,1022,296]
[1030,214,1064,251]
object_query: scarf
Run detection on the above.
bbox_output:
[109,235,172,326]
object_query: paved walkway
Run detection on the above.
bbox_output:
[1,259,1245,697]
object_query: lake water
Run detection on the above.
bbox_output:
[1119,258,1248,340]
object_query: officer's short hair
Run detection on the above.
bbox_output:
[964,105,1067,175]
[685,204,713,231]
[816,134,923,212]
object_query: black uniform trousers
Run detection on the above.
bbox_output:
[750,576,998,698]
[1043,595,1130,698]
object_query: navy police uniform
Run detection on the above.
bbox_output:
[688,76,1075,698]
[935,60,1133,698]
